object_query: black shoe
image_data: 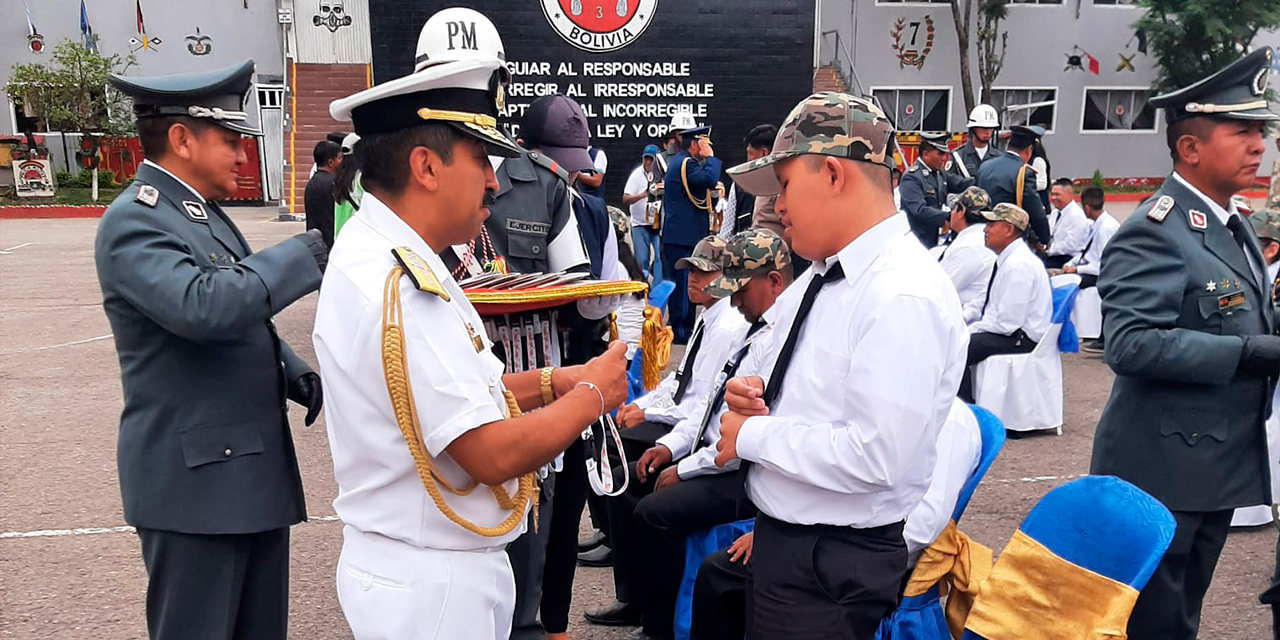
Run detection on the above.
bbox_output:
[577,544,613,567]
[1006,429,1029,440]
[578,529,606,553]
[583,601,641,627]
[1081,339,1105,355]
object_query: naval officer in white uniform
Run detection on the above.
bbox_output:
[314,48,628,640]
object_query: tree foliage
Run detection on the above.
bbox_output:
[4,40,135,139]
[1135,0,1280,93]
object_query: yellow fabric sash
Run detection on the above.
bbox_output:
[964,530,1138,640]
[902,520,994,639]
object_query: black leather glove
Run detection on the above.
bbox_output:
[294,229,329,274]
[1239,335,1280,377]
[289,372,324,426]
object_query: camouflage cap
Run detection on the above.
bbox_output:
[981,202,1029,232]
[705,228,792,299]
[1249,207,1280,242]
[955,186,992,214]
[674,235,729,272]
[726,92,895,197]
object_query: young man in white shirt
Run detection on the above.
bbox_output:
[1064,186,1119,354]
[623,145,666,283]
[717,93,968,640]
[1042,178,1090,268]
[958,203,1054,403]
[587,229,791,639]
[938,186,997,323]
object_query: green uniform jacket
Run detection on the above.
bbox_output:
[94,163,322,534]
[1090,175,1274,512]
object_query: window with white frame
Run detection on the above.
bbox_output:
[1093,0,1138,5]
[988,88,1057,132]
[875,0,948,4]
[1008,0,1064,4]
[871,87,951,132]
[1082,88,1157,132]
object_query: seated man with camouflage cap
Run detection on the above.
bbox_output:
[937,186,997,323]
[588,229,793,640]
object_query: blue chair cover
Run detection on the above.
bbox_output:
[874,406,1006,640]
[649,279,676,311]
[673,518,755,640]
[960,476,1176,640]
[1052,282,1081,354]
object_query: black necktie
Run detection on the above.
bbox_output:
[691,321,766,452]
[760,263,846,408]
[1227,215,1253,256]
[980,263,999,316]
[672,321,706,404]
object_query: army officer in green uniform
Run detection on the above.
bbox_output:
[1091,47,1279,640]
[95,60,329,640]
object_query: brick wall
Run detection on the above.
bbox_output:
[812,66,847,93]
[288,63,367,211]
[366,0,815,205]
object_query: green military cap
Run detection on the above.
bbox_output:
[981,202,1029,232]
[108,60,262,136]
[955,186,992,214]
[919,131,950,153]
[1249,207,1280,243]
[705,228,792,299]
[727,92,895,197]
[1150,47,1279,124]
[674,235,729,272]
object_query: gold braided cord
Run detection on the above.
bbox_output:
[464,280,647,305]
[640,306,673,390]
[381,267,537,537]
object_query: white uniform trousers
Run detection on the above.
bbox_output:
[337,525,516,640]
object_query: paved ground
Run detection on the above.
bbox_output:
[0,203,1275,639]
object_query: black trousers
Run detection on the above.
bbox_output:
[137,527,289,640]
[540,439,592,634]
[662,243,696,343]
[508,473,555,640]
[958,330,1037,403]
[609,464,755,638]
[690,544,750,640]
[1127,509,1233,640]
[1042,253,1073,269]
[1079,274,1098,289]
[745,515,907,640]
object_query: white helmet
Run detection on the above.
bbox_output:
[967,104,1000,129]
[340,132,360,156]
[670,111,698,132]
[414,7,510,87]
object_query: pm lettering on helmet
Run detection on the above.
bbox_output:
[447,21,478,51]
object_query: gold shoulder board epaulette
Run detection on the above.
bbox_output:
[391,247,450,301]
[527,151,570,183]
[1147,195,1175,223]
[136,185,159,207]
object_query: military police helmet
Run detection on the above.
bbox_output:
[670,111,699,133]
[415,8,507,77]
[967,104,1000,129]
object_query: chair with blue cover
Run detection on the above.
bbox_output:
[961,476,1175,640]
[974,274,1081,435]
[875,405,1007,640]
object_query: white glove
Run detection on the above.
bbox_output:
[577,294,624,320]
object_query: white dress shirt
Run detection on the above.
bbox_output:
[904,399,982,565]
[939,223,996,324]
[635,298,747,427]
[970,237,1053,342]
[1046,200,1090,258]
[1065,213,1120,277]
[735,213,969,528]
[314,193,527,551]
[1172,172,1265,289]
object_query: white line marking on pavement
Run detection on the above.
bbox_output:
[1,334,114,356]
[0,242,36,254]
[993,473,1084,485]
[1,516,343,540]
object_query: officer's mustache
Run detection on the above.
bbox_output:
[482,190,497,207]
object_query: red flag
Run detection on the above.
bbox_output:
[1082,49,1100,75]
[136,0,144,34]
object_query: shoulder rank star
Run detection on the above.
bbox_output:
[136,185,159,207]
[1222,278,1232,290]
[1207,281,1217,292]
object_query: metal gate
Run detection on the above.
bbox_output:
[257,85,286,203]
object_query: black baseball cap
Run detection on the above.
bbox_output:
[519,95,594,173]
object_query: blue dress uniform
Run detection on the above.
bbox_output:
[977,128,1050,245]
[945,138,1007,182]
[1089,47,1279,640]
[662,126,724,343]
[95,60,327,640]
[900,132,974,247]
